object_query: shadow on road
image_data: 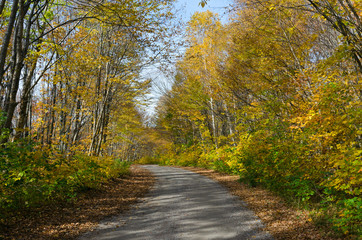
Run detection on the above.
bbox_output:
[80,165,273,240]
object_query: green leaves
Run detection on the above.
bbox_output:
[151,0,361,237]
[0,139,130,219]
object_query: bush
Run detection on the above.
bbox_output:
[0,139,130,221]
[331,197,362,236]
[137,156,160,165]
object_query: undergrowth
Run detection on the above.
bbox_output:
[138,144,361,239]
[0,138,130,224]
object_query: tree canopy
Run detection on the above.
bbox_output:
[152,0,361,237]
[0,0,361,238]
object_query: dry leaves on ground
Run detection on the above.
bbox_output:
[0,166,154,240]
[181,167,346,240]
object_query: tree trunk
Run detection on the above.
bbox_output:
[0,0,19,85]
[15,60,37,139]
[3,0,25,138]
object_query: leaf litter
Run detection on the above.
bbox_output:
[0,166,154,240]
[180,166,348,240]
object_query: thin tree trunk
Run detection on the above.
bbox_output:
[209,96,217,148]
[89,63,109,155]
[47,81,57,145]
[223,100,235,143]
[15,60,37,139]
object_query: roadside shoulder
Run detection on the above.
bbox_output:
[178,166,344,240]
[1,165,155,240]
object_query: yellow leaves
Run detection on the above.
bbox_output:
[269,6,276,11]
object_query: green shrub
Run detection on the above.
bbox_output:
[0,139,130,221]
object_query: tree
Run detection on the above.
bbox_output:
[306,0,361,72]
[153,1,361,235]
[0,0,176,144]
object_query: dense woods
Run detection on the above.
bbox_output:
[0,0,361,238]
[0,0,175,222]
[149,0,361,237]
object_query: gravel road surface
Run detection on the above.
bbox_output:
[79,165,273,240]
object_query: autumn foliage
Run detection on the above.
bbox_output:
[0,0,361,237]
[0,0,175,226]
[152,0,361,237]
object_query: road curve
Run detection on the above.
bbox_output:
[79,165,273,240]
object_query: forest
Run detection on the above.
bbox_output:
[0,0,361,238]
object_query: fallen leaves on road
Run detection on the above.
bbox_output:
[0,166,154,240]
[181,167,345,240]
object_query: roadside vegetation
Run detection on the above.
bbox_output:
[0,138,130,219]
[143,0,361,238]
[0,0,175,234]
[1,166,154,240]
[0,0,360,239]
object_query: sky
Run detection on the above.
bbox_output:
[175,0,232,23]
[141,0,233,120]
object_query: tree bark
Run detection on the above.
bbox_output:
[15,60,37,139]
[0,0,19,86]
